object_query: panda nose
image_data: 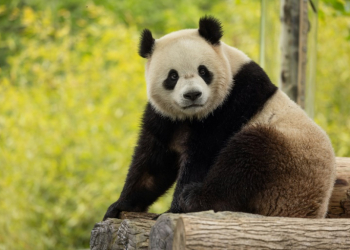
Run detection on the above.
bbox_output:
[183,91,202,101]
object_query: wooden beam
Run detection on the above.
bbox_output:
[172,215,350,249]
[150,211,263,250]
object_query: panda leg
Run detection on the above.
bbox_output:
[179,124,325,217]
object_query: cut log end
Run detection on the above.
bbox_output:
[149,213,181,250]
[116,219,156,250]
[90,218,122,250]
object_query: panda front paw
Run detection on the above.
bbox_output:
[103,202,122,221]
[103,199,148,221]
[179,183,205,212]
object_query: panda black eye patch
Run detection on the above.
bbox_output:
[163,69,179,90]
[198,65,213,85]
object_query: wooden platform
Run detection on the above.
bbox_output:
[90,157,350,250]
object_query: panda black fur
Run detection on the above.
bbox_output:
[103,16,336,220]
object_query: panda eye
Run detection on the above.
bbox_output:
[163,69,179,90]
[198,65,208,76]
[198,65,213,85]
[199,68,207,76]
[170,72,178,80]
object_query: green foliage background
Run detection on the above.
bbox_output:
[0,0,349,249]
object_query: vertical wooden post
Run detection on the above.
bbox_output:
[297,0,309,109]
[305,0,318,119]
[280,0,308,108]
[259,0,267,69]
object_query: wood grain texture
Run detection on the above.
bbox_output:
[149,213,182,250]
[149,211,263,250]
[328,157,350,218]
[120,211,158,220]
[90,218,122,250]
[90,212,156,250]
[116,219,155,250]
[173,216,350,250]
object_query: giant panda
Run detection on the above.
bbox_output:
[103,16,336,220]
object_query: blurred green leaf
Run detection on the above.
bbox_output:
[0,1,349,250]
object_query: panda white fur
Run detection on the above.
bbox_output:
[103,16,336,220]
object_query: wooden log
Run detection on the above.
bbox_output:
[173,215,350,250]
[149,211,263,250]
[149,213,183,250]
[90,212,156,250]
[90,218,123,250]
[119,211,158,220]
[328,157,350,218]
[116,219,155,250]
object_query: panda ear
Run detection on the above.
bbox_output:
[138,29,155,58]
[198,16,223,45]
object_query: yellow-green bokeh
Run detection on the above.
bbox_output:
[0,1,349,249]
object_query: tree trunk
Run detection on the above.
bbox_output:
[173,215,350,250]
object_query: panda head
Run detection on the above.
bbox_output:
[139,16,248,120]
